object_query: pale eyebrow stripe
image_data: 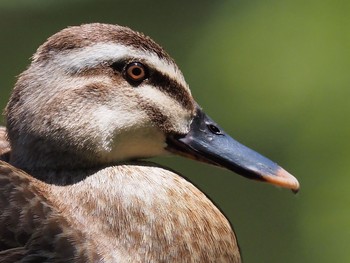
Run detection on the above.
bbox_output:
[53,42,189,92]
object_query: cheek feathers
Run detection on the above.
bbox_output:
[136,86,193,135]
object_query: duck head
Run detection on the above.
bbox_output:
[5,23,299,191]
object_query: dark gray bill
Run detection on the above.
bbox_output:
[166,107,300,192]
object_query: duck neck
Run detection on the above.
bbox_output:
[27,167,105,185]
[9,142,114,185]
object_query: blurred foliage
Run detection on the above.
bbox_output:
[0,1,349,262]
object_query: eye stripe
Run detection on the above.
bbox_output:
[109,61,193,111]
[53,43,188,89]
[147,71,194,111]
[53,42,194,111]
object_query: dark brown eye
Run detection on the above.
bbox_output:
[125,62,147,83]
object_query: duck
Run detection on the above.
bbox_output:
[0,23,299,262]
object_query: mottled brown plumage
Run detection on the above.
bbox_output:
[0,160,240,262]
[0,23,299,262]
[0,127,10,161]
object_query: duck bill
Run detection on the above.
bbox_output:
[166,107,300,192]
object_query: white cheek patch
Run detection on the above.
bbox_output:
[92,102,150,151]
[53,43,190,94]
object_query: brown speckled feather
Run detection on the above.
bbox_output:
[0,127,10,161]
[0,160,241,262]
[0,161,102,262]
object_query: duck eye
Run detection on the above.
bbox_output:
[125,62,147,83]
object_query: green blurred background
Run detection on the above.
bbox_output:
[0,1,349,262]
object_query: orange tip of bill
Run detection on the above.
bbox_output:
[264,167,300,193]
